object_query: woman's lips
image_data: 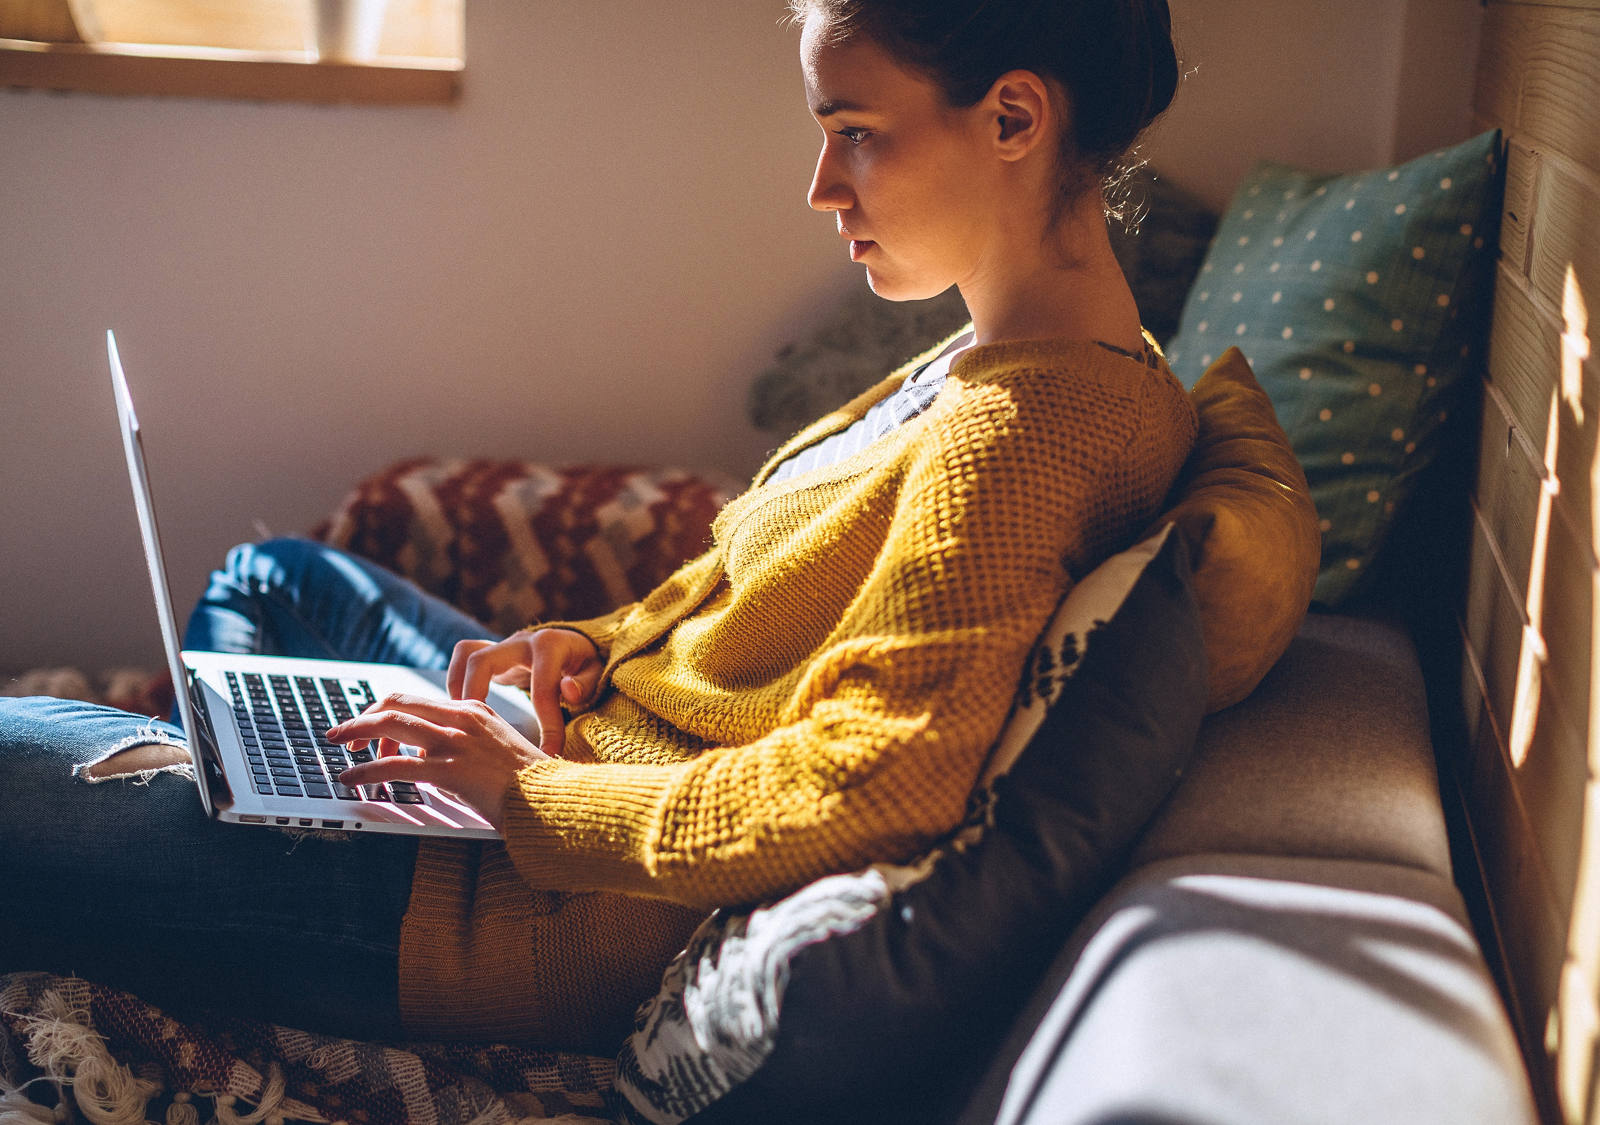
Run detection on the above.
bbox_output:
[849,239,875,261]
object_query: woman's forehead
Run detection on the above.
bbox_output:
[800,16,935,117]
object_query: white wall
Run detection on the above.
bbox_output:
[0,0,1483,674]
[1,1,850,671]
[1145,0,1483,210]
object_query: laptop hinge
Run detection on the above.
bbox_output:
[185,668,233,804]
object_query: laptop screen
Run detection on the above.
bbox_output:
[108,329,218,815]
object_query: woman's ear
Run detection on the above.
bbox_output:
[986,69,1059,162]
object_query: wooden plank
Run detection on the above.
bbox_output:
[1501,140,1540,280]
[1553,810,1600,1123]
[1480,4,1600,174]
[1492,0,1600,13]
[1485,266,1600,558]
[0,37,461,103]
[1530,157,1600,324]
[1489,264,1564,462]
[1465,686,1572,1105]
[1447,766,1567,1124]
[1455,608,1566,1122]
[1477,381,1542,599]
[1464,508,1589,917]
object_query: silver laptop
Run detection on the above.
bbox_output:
[110,329,539,839]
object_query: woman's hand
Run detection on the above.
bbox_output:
[328,695,545,831]
[448,628,602,754]
[328,630,601,831]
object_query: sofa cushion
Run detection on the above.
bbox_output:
[1159,348,1319,711]
[612,524,1208,1125]
[1132,612,1452,877]
[1164,130,1503,608]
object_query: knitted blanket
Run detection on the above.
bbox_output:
[0,974,616,1125]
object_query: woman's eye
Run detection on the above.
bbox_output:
[835,127,870,145]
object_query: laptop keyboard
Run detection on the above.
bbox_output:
[224,671,424,805]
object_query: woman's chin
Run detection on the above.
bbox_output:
[863,271,947,303]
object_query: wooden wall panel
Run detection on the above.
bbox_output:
[1466,2,1600,1119]
[1500,140,1540,279]
[1530,158,1600,322]
[1475,4,1600,173]
[1464,504,1588,916]
[1486,268,1600,531]
[1464,691,1571,1050]
[1476,382,1542,598]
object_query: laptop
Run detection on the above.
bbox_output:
[110,329,539,839]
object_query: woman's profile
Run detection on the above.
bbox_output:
[0,0,1191,1051]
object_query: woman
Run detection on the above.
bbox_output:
[0,0,1191,1051]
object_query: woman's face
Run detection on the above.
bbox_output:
[800,14,1002,301]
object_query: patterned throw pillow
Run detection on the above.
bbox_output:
[1164,130,1502,607]
[313,459,737,635]
[611,524,1207,1125]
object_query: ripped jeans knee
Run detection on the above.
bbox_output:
[67,714,192,784]
[76,739,192,783]
[0,695,190,787]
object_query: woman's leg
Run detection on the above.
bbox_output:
[3,543,498,1038]
[0,695,419,1038]
[183,537,498,665]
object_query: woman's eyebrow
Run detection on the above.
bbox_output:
[812,97,869,117]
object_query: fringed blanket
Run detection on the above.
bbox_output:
[0,974,616,1125]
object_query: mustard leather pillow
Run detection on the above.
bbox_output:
[1160,347,1320,711]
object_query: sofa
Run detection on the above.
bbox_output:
[0,446,1537,1125]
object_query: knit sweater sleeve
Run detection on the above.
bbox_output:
[536,548,726,663]
[499,356,1192,910]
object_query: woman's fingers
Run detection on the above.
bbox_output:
[560,658,602,707]
[441,630,604,755]
[328,698,464,752]
[328,693,549,831]
[335,748,453,789]
[461,637,541,703]
[449,637,523,700]
[529,697,565,760]
[446,638,491,699]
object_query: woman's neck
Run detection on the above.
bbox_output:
[958,193,1144,353]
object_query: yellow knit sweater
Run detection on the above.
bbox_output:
[398,332,1197,1046]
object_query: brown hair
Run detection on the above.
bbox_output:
[793,0,1179,219]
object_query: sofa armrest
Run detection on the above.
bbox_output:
[956,614,1536,1123]
[961,855,1537,1125]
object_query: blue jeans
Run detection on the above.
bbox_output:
[0,539,498,1039]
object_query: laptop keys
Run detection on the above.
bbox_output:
[230,671,407,805]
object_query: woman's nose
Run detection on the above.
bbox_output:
[807,145,851,213]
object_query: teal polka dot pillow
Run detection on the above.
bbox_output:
[1165,129,1502,607]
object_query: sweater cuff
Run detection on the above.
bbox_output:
[536,604,635,662]
[499,757,679,897]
